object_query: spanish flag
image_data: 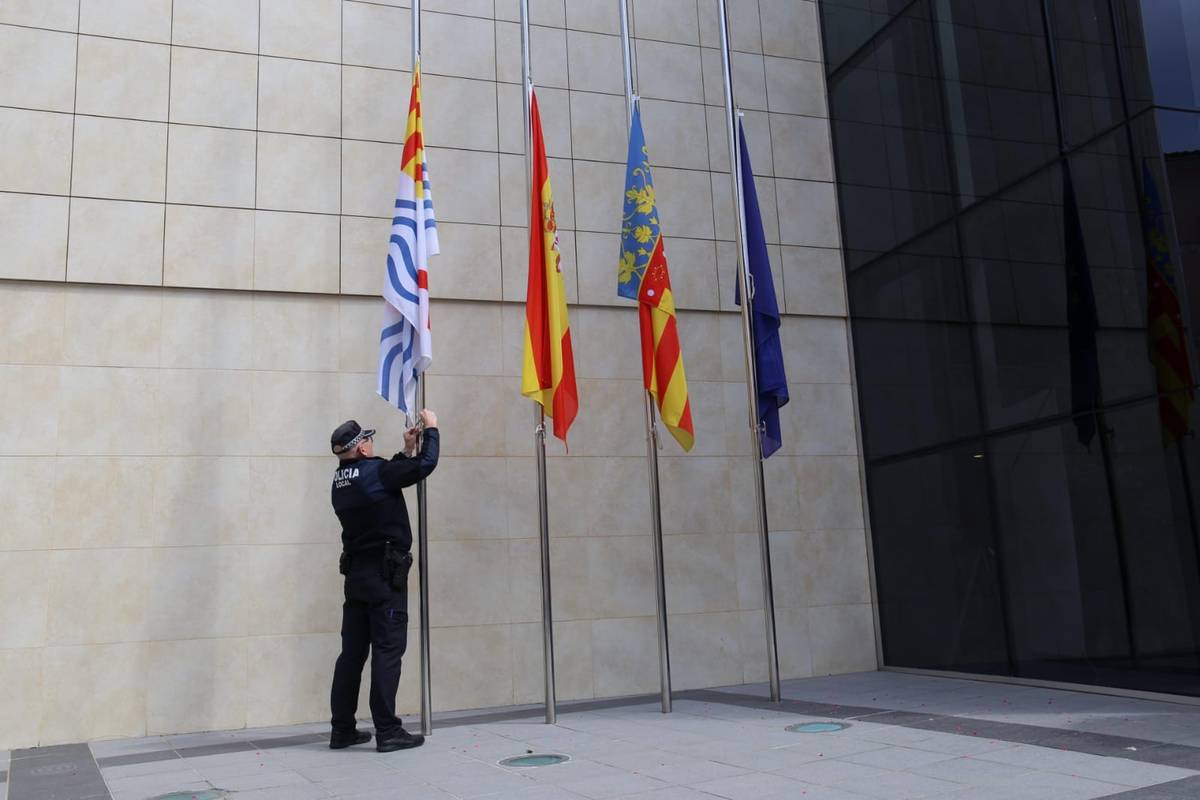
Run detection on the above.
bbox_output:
[617,100,694,451]
[522,90,578,444]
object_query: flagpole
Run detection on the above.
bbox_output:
[618,0,673,715]
[411,0,434,739]
[1037,0,1139,665]
[717,0,781,703]
[520,0,557,726]
[416,380,433,736]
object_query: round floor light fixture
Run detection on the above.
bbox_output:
[786,721,850,734]
[499,753,570,768]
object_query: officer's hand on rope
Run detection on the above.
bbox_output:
[403,426,420,457]
[419,409,438,429]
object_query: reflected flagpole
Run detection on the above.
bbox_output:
[412,0,433,738]
[520,0,558,726]
[717,0,781,702]
[618,0,673,715]
[1037,0,1138,665]
[1104,7,1200,565]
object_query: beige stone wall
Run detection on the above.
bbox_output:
[0,0,875,748]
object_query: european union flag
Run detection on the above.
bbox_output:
[734,120,788,458]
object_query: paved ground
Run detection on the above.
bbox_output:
[6,671,1200,800]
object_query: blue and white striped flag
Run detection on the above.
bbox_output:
[379,65,439,418]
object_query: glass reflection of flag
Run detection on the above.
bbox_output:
[1143,163,1195,443]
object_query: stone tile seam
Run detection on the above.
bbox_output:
[93,694,656,768]
[0,275,849,318]
[9,74,828,124]
[75,686,1200,774]
[0,191,844,252]
[0,181,828,224]
[1097,774,1200,799]
[1,110,836,187]
[686,689,1200,770]
[2,39,822,110]
[0,18,824,72]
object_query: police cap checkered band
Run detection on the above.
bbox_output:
[331,420,376,454]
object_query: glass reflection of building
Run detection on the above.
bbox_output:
[818,0,1200,695]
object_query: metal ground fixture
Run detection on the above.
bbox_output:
[499,753,570,768]
[786,721,851,734]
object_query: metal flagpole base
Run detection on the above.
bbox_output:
[417,478,432,735]
[417,378,433,735]
[535,413,557,725]
[644,395,672,713]
[757,457,781,704]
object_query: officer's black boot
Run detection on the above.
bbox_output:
[375,728,425,752]
[329,729,372,750]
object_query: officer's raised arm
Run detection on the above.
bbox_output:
[379,409,440,492]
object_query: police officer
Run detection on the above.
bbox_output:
[328,410,439,752]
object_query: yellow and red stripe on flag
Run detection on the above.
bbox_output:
[522,90,578,444]
[617,101,694,451]
[379,63,439,416]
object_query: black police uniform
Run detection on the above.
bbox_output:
[329,427,439,742]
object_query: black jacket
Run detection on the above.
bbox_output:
[330,428,439,555]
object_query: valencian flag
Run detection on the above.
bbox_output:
[1063,162,1100,446]
[1142,163,1195,442]
[734,120,788,458]
[379,64,439,417]
[522,89,578,443]
[618,100,694,451]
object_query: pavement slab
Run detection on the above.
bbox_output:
[6,672,1200,800]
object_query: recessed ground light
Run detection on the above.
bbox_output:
[499,753,570,767]
[787,721,850,733]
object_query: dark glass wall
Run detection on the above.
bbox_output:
[820,0,1200,695]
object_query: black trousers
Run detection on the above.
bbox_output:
[330,558,408,736]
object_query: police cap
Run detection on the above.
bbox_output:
[331,420,376,454]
